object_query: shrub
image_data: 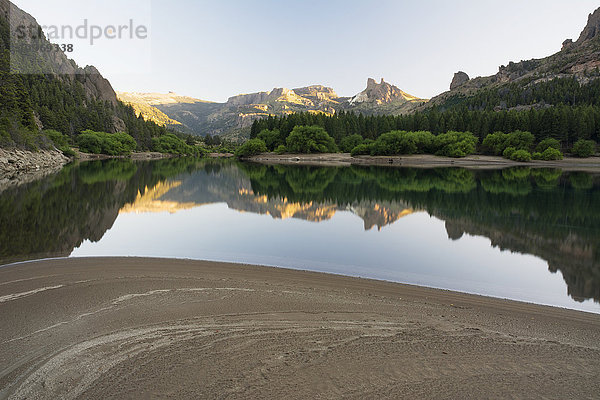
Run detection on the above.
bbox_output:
[286,126,337,154]
[504,131,535,151]
[481,132,509,155]
[571,139,597,158]
[78,133,102,154]
[434,131,478,158]
[151,133,199,155]
[257,129,283,151]
[370,131,435,156]
[275,145,287,154]
[532,152,543,160]
[535,138,561,153]
[510,150,532,162]
[371,131,416,155]
[540,147,563,161]
[503,147,517,159]
[482,131,535,155]
[235,139,268,158]
[351,144,372,156]
[45,129,75,156]
[78,130,138,156]
[339,134,364,153]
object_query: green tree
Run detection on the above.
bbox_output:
[339,134,364,153]
[571,139,597,158]
[434,131,478,158]
[286,126,337,154]
[235,138,268,158]
[257,129,283,151]
[536,138,561,153]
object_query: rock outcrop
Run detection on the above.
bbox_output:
[349,78,420,105]
[422,6,600,110]
[0,0,123,128]
[0,148,70,192]
[576,8,600,45]
[450,71,470,90]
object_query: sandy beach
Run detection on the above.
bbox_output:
[0,257,598,399]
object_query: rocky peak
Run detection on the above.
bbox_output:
[1,0,122,126]
[450,71,470,90]
[350,78,418,105]
[562,39,574,51]
[576,7,600,45]
[293,85,339,101]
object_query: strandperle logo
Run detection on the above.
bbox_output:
[15,19,148,45]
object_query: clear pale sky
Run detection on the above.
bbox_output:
[13,0,600,102]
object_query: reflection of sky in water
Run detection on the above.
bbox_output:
[72,203,599,314]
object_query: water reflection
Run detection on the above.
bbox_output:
[1,159,598,310]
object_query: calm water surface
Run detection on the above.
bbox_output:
[1,158,599,313]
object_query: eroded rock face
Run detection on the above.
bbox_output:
[349,78,418,105]
[450,71,470,90]
[562,39,574,51]
[0,148,70,191]
[227,92,271,107]
[576,7,600,44]
[0,0,123,128]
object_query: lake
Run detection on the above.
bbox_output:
[1,158,599,313]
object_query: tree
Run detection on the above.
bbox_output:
[257,129,283,151]
[339,134,364,153]
[510,150,532,162]
[235,138,267,158]
[536,138,561,153]
[571,139,597,158]
[285,126,337,154]
[434,131,478,158]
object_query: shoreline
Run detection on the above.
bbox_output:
[248,153,600,172]
[0,148,70,192]
[75,150,179,161]
[1,257,598,398]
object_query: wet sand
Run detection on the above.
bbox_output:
[249,153,600,172]
[0,257,599,399]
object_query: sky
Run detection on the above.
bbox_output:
[13,0,600,102]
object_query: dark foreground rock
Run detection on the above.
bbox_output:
[0,148,70,191]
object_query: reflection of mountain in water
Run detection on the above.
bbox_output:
[150,162,414,231]
[0,158,203,265]
[1,159,598,304]
[235,164,600,304]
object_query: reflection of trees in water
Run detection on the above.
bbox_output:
[0,158,203,265]
[242,164,600,303]
[1,159,598,303]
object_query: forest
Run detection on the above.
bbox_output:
[250,76,600,152]
[0,14,198,154]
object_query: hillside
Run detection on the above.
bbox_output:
[423,7,600,112]
[117,92,189,128]
[119,79,426,141]
[0,0,181,152]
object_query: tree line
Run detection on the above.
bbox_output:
[250,75,600,150]
[0,15,202,155]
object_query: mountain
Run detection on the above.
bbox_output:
[116,92,200,128]
[424,7,600,111]
[0,0,181,152]
[119,80,425,141]
[342,78,426,114]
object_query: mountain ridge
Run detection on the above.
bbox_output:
[118,78,426,140]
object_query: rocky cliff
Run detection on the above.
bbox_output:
[427,6,600,109]
[120,79,425,141]
[0,0,124,132]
